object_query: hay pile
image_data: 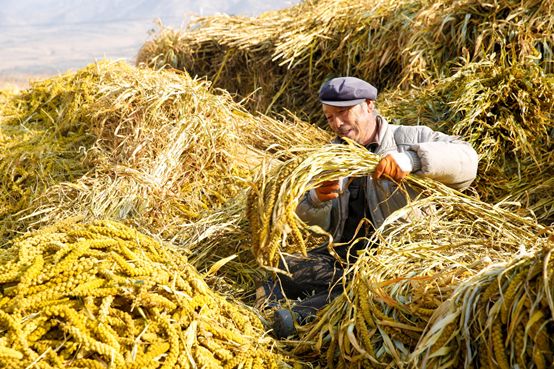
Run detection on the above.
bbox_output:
[0,60,329,243]
[412,241,554,369]
[297,189,550,368]
[136,0,422,119]
[0,219,284,368]
[136,0,552,119]
[401,0,553,84]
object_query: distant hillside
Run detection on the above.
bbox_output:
[0,0,299,79]
[0,0,298,26]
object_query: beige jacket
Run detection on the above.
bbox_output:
[296,116,479,242]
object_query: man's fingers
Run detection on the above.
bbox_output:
[374,155,409,182]
[315,180,341,202]
[373,159,386,180]
[395,171,408,181]
[318,192,339,202]
[318,183,340,194]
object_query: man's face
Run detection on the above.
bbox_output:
[323,100,375,145]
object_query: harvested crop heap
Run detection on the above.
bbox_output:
[0,60,329,242]
[136,0,552,119]
[298,191,551,368]
[0,219,283,368]
[136,0,420,118]
[413,243,554,369]
[247,141,379,270]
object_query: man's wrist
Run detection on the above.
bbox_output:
[388,151,414,173]
[307,189,329,208]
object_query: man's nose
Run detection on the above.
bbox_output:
[331,116,344,128]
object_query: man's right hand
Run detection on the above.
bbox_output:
[315,180,340,202]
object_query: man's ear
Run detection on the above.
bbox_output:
[365,99,374,111]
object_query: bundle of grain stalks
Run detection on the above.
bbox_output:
[247,141,380,270]
[0,218,286,368]
[0,60,329,243]
[402,0,553,85]
[380,60,554,224]
[297,195,550,368]
[246,141,550,367]
[136,0,551,119]
[412,241,554,369]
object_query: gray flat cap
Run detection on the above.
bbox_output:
[319,77,378,107]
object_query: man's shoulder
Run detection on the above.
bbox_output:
[381,119,434,144]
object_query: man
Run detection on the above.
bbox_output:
[261,76,478,339]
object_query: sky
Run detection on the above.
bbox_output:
[0,0,299,83]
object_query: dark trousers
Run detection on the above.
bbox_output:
[264,246,346,320]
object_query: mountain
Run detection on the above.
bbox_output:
[0,0,299,79]
[0,0,298,26]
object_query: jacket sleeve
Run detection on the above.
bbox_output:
[295,190,333,230]
[395,126,479,190]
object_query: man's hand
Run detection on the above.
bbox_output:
[373,152,412,182]
[315,180,340,202]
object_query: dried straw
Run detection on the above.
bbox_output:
[136,0,424,119]
[402,0,553,85]
[247,140,380,271]
[412,240,554,369]
[0,60,329,243]
[136,0,552,119]
[296,190,550,368]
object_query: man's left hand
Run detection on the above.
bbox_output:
[373,152,413,182]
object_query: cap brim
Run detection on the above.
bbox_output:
[320,98,366,107]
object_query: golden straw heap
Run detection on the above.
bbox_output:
[0,219,284,368]
[413,242,554,369]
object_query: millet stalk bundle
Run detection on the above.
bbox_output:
[0,219,284,368]
[299,192,550,368]
[247,141,380,271]
[412,240,554,369]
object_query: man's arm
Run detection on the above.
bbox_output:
[393,126,479,190]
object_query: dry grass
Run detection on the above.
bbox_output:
[136,0,424,119]
[136,0,552,120]
[412,241,554,369]
[0,60,328,237]
[0,1,552,366]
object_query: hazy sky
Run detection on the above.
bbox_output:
[0,0,299,78]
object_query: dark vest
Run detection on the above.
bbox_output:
[335,143,378,259]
